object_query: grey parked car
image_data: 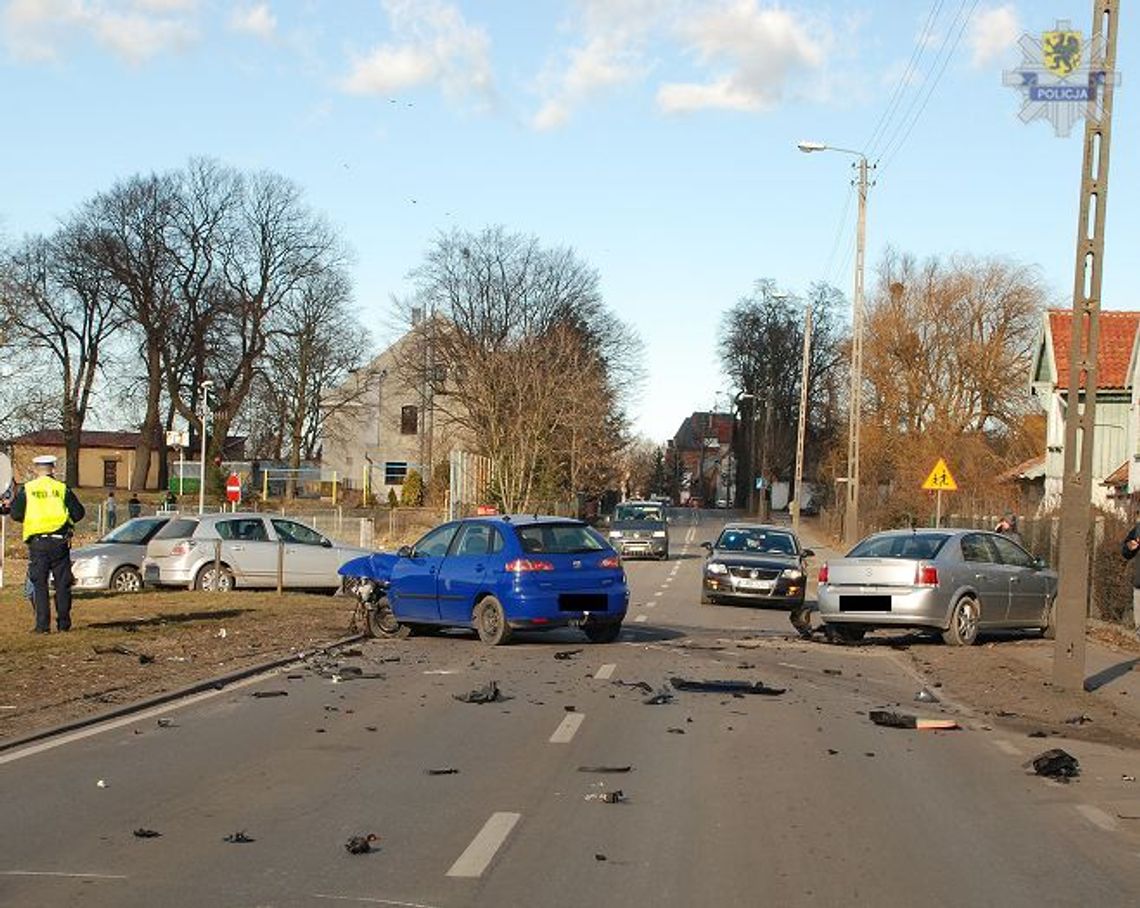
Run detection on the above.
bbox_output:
[71,516,171,593]
[142,512,371,591]
[817,528,1058,645]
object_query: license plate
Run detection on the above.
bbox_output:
[736,579,773,591]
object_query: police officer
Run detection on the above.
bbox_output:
[10,455,86,633]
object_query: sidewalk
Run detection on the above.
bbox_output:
[795,519,1140,722]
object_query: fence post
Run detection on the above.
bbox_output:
[360,517,374,550]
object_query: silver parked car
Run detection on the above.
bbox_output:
[817,528,1058,645]
[71,516,171,593]
[142,512,371,592]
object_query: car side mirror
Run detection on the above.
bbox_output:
[321,538,332,548]
[397,545,412,558]
[1033,556,1047,570]
[802,548,815,558]
[700,541,712,551]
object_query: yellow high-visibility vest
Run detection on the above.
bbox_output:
[21,475,70,540]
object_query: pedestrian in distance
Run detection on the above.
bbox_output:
[9,455,86,633]
[994,512,1024,547]
[1121,515,1140,639]
[105,491,117,531]
[163,490,177,511]
[128,493,142,519]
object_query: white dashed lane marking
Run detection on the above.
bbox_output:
[653,591,663,597]
[446,812,522,878]
[595,663,616,680]
[1075,804,1118,833]
[549,712,585,744]
[634,615,648,623]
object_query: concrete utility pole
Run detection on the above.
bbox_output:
[1053,0,1119,691]
[792,300,813,534]
[797,142,869,546]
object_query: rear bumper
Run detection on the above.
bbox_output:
[143,561,195,588]
[817,585,947,628]
[503,585,630,626]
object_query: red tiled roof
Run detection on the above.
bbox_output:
[6,429,152,449]
[1048,309,1140,390]
[997,454,1046,484]
[1103,461,1129,486]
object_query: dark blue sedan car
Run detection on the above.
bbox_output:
[338,515,629,645]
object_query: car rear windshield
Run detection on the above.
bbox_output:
[515,523,609,554]
[152,518,199,540]
[849,533,949,560]
[102,517,167,545]
[614,504,664,523]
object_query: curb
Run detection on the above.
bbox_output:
[0,632,365,755]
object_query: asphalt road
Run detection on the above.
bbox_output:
[2,517,1139,907]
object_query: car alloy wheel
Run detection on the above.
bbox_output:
[195,565,234,592]
[367,595,411,639]
[476,596,512,646]
[942,596,980,646]
[110,566,142,593]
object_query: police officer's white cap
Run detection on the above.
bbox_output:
[32,454,58,466]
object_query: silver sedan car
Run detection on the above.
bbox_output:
[142,512,371,591]
[817,528,1058,645]
[71,516,171,593]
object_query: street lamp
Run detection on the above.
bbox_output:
[798,139,870,546]
[198,379,214,515]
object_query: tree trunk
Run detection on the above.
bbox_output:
[132,341,163,490]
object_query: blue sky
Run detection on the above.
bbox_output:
[1,1,1135,443]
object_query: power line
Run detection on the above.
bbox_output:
[864,0,945,160]
[822,181,856,286]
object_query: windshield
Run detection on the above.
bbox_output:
[515,523,609,554]
[849,533,949,560]
[614,503,664,523]
[715,528,798,555]
[101,517,168,545]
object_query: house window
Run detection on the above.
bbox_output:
[385,462,408,485]
[103,460,118,488]
[400,405,418,435]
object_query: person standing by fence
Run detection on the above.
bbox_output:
[104,491,118,531]
[1121,518,1140,639]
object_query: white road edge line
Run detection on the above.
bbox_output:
[595,663,616,680]
[313,894,444,908]
[0,871,128,880]
[634,615,648,623]
[446,812,522,878]
[0,673,270,766]
[1075,804,1118,833]
[549,712,585,744]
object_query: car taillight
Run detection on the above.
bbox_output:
[169,540,196,557]
[505,558,555,573]
[915,564,939,586]
[600,555,621,569]
[818,563,829,584]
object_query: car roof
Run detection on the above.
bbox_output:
[470,514,586,527]
[720,523,796,533]
[865,528,967,537]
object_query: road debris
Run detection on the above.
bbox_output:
[554,649,583,660]
[595,853,607,861]
[666,727,686,735]
[365,726,378,732]
[223,831,255,843]
[341,648,363,657]
[133,828,161,838]
[345,833,380,854]
[564,705,577,712]
[1063,714,1093,725]
[251,690,289,699]
[612,679,654,693]
[454,681,505,704]
[827,749,839,755]
[585,790,624,803]
[1029,749,1080,781]
[96,779,108,788]
[914,688,941,704]
[643,690,675,705]
[156,717,175,728]
[1122,774,1136,783]
[1028,730,1049,738]
[869,710,959,730]
[822,668,842,676]
[93,644,154,665]
[670,678,786,696]
[578,765,632,774]
[425,768,460,775]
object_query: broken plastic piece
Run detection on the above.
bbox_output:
[345,833,380,854]
[612,680,654,693]
[822,668,842,676]
[869,710,958,730]
[96,779,108,788]
[554,649,583,660]
[133,828,161,838]
[914,688,940,704]
[670,678,786,696]
[666,727,685,735]
[1029,748,1080,781]
[578,765,632,774]
[223,831,255,843]
[1063,714,1093,725]
[156,718,174,728]
[425,768,460,775]
[251,690,289,698]
[586,790,624,803]
[454,681,505,704]
[644,691,675,705]
[595,853,607,861]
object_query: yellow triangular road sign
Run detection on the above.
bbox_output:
[921,458,958,491]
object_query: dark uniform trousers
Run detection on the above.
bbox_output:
[28,535,73,631]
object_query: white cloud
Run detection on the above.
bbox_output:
[1,0,198,63]
[340,0,493,104]
[966,3,1019,68]
[229,3,275,41]
[658,1,830,114]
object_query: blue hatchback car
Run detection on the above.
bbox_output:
[338,515,629,645]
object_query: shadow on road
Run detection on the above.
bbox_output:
[88,608,252,629]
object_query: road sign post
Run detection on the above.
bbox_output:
[226,473,241,510]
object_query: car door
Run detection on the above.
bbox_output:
[989,533,1049,625]
[959,533,1009,624]
[271,518,336,587]
[389,523,459,621]
[215,518,276,587]
[437,523,504,624]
